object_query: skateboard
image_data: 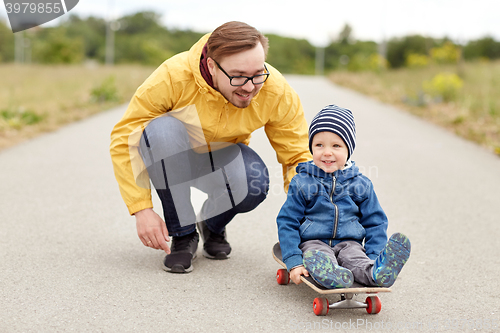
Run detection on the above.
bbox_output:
[272,242,391,316]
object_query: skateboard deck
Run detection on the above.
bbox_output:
[272,242,391,315]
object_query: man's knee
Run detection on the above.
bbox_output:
[247,168,269,200]
[235,158,269,213]
[140,116,190,166]
[213,144,268,210]
[239,144,269,195]
[140,116,192,189]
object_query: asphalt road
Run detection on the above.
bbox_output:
[1,76,500,332]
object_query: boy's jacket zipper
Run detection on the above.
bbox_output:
[329,175,338,246]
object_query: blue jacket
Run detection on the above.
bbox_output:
[276,161,388,270]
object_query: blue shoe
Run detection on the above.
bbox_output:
[303,250,353,289]
[373,233,411,287]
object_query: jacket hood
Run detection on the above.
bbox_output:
[188,33,213,93]
[296,160,360,182]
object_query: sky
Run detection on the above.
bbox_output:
[2,0,499,46]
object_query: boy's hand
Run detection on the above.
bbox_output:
[290,265,309,285]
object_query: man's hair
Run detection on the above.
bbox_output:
[207,21,269,61]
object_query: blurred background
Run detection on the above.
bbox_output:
[1,0,499,155]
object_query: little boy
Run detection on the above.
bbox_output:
[276,105,411,289]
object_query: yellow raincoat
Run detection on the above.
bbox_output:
[110,34,311,215]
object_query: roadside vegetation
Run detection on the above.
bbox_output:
[1,13,499,155]
[0,64,154,149]
[330,61,500,156]
[329,36,500,156]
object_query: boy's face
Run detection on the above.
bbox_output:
[311,131,349,173]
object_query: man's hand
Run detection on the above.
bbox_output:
[290,265,309,285]
[135,208,171,254]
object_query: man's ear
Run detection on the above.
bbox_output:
[207,57,216,76]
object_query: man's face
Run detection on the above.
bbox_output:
[208,43,267,108]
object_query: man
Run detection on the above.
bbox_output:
[110,21,311,273]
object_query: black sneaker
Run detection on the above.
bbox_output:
[196,220,231,259]
[163,231,199,273]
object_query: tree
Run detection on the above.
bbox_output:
[110,12,202,65]
[324,39,378,71]
[266,34,315,74]
[338,24,354,45]
[463,37,500,60]
[34,28,84,64]
[0,20,15,62]
[118,11,164,35]
[386,35,436,68]
[63,15,106,60]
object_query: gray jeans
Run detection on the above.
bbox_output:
[139,116,269,236]
[299,240,376,286]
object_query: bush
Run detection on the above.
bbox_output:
[0,21,15,62]
[346,54,367,72]
[346,53,387,72]
[0,107,44,129]
[463,37,500,60]
[35,29,84,64]
[430,42,460,64]
[324,40,378,71]
[113,34,173,66]
[90,76,119,103]
[266,34,315,74]
[386,35,435,68]
[367,54,388,72]
[423,73,463,102]
[406,53,430,68]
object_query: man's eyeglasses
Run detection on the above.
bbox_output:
[213,60,270,87]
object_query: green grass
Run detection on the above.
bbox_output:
[0,63,155,150]
[329,60,500,156]
[1,108,44,127]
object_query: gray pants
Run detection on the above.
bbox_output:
[299,240,376,286]
[139,116,269,236]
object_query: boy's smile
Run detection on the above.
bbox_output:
[311,131,349,173]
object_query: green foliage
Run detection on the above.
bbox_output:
[463,37,500,60]
[0,12,202,66]
[111,12,201,65]
[113,34,172,66]
[163,29,205,55]
[338,24,354,45]
[430,42,460,64]
[0,107,44,129]
[266,34,315,74]
[406,53,430,68]
[35,28,84,64]
[63,15,106,59]
[0,20,15,62]
[345,54,367,72]
[118,12,164,35]
[423,73,464,102]
[90,75,119,103]
[386,35,436,68]
[345,53,387,72]
[367,53,388,72]
[1,12,500,75]
[139,40,173,66]
[324,40,378,70]
[394,39,461,69]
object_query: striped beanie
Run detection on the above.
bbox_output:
[309,105,356,160]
